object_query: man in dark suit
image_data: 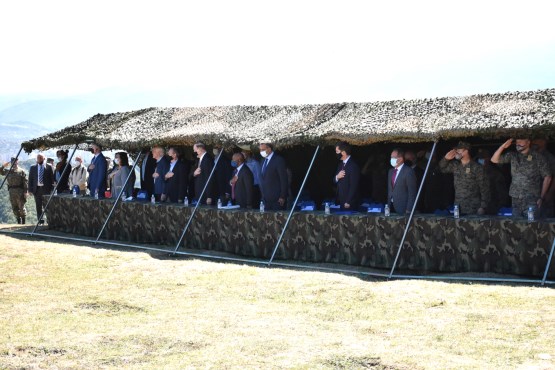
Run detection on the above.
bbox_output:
[151,146,170,202]
[140,149,156,197]
[164,147,188,203]
[87,143,107,198]
[28,153,55,224]
[230,153,254,209]
[387,148,417,215]
[213,146,232,203]
[334,141,361,210]
[259,141,288,210]
[404,150,425,211]
[192,142,215,205]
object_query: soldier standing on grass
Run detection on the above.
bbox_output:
[0,158,28,224]
[492,137,552,219]
[439,142,490,215]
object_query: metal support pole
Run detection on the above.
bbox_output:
[268,145,320,266]
[388,140,438,279]
[94,151,143,243]
[541,237,555,286]
[0,146,24,192]
[173,150,223,254]
[31,144,79,235]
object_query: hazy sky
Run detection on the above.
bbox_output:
[1,0,554,106]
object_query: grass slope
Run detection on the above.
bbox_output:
[0,233,554,369]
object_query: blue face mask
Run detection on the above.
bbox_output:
[477,159,485,166]
[231,160,238,168]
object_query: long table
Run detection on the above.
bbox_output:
[45,195,555,278]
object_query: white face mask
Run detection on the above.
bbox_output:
[390,157,398,167]
[260,150,268,158]
[114,158,120,165]
[213,149,220,156]
[74,161,81,166]
[57,157,63,162]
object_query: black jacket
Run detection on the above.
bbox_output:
[28,163,55,194]
[192,153,215,203]
[260,153,288,210]
[165,160,188,202]
[140,152,157,196]
[233,164,254,209]
[335,158,361,209]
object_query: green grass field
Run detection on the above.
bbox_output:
[1,231,554,369]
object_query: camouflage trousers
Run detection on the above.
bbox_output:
[9,190,27,218]
[512,196,538,219]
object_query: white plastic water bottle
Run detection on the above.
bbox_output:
[384,204,390,217]
[151,194,155,204]
[217,198,222,209]
[94,189,99,199]
[72,188,77,198]
[54,189,58,196]
[527,206,534,222]
[184,198,189,207]
[260,200,265,213]
[121,191,126,201]
[454,204,460,219]
[325,202,330,215]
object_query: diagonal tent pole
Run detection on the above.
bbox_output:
[0,146,24,192]
[268,145,320,266]
[31,144,79,235]
[94,151,143,244]
[173,150,223,254]
[388,140,438,279]
[541,237,555,286]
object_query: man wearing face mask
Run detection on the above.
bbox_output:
[192,142,214,205]
[229,153,254,209]
[439,142,489,215]
[68,156,88,194]
[28,153,55,224]
[492,138,552,219]
[164,147,188,203]
[87,143,107,198]
[387,148,417,215]
[259,141,288,210]
[334,141,360,210]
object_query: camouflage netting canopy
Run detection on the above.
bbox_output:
[21,88,555,152]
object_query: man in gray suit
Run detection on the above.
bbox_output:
[387,148,417,215]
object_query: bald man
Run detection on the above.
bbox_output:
[28,153,55,224]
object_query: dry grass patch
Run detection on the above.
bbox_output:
[0,232,554,369]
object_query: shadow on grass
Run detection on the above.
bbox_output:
[1,224,553,288]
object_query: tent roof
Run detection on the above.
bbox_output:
[22,88,555,152]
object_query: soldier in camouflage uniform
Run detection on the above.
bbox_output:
[532,138,555,218]
[492,138,552,218]
[439,141,490,215]
[0,157,28,224]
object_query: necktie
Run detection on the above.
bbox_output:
[391,168,398,187]
[262,158,268,175]
[231,169,238,200]
[38,164,44,185]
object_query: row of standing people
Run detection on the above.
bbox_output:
[335,138,554,219]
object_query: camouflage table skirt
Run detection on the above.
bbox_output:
[45,195,555,278]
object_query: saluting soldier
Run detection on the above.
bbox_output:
[439,142,490,215]
[0,158,28,224]
[492,137,552,218]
